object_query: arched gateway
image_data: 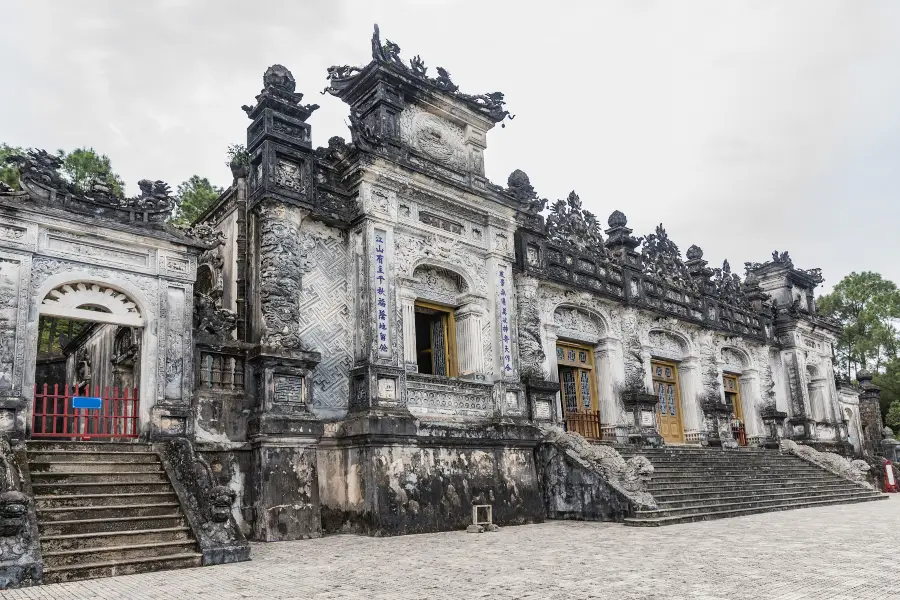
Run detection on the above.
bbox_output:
[32,281,147,439]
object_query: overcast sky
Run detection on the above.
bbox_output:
[3,0,899,293]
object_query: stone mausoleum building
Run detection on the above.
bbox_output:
[0,26,889,587]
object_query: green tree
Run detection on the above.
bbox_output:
[225,143,249,170]
[818,272,900,378]
[56,147,125,197]
[171,175,223,227]
[0,143,25,190]
[875,358,900,429]
[886,398,900,434]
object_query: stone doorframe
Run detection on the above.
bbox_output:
[23,273,157,437]
[720,345,765,443]
[541,304,629,441]
[643,329,702,444]
[398,262,489,380]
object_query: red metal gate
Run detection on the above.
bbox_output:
[32,384,139,439]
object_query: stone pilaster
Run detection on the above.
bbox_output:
[857,371,885,459]
[678,358,703,444]
[455,303,485,378]
[400,292,417,370]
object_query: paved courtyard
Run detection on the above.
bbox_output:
[4,496,897,600]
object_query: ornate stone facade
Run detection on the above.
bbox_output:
[0,24,875,575]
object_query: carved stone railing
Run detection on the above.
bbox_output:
[542,244,626,299]
[0,437,42,589]
[406,373,494,417]
[519,239,770,341]
[780,440,874,490]
[539,425,656,521]
[157,439,250,565]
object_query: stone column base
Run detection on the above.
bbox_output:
[249,435,322,542]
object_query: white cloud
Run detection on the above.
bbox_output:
[2,0,899,291]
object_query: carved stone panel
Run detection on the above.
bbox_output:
[399,106,467,170]
[406,374,492,415]
[722,347,746,374]
[257,203,304,349]
[164,287,186,402]
[553,306,604,343]
[647,330,687,360]
[44,231,151,268]
[274,374,306,405]
[0,257,23,394]
[296,220,351,409]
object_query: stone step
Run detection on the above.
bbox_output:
[39,514,186,536]
[618,447,772,455]
[636,490,882,518]
[26,450,160,463]
[30,471,169,484]
[41,527,193,552]
[649,466,825,476]
[27,442,153,453]
[624,494,887,526]
[647,480,856,495]
[43,553,202,584]
[29,460,162,473]
[648,473,842,485]
[38,502,182,521]
[652,482,864,502]
[32,481,173,495]
[43,540,200,569]
[655,488,876,510]
[35,492,179,509]
[630,459,807,467]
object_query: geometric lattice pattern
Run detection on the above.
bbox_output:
[296,228,351,408]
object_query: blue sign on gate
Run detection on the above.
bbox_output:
[72,396,102,410]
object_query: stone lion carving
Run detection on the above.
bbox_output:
[780,440,873,489]
[541,425,656,509]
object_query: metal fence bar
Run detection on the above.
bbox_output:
[32,384,140,439]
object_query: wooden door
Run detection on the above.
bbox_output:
[652,361,684,443]
[557,343,600,439]
[723,374,743,420]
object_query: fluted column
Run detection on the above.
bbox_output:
[400,292,417,370]
[808,379,828,422]
[678,357,703,441]
[740,370,763,438]
[543,324,562,420]
[455,304,484,377]
[595,338,626,428]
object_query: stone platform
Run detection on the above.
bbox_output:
[4,495,897,600]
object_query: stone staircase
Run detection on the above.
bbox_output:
[617,445,886,526]
[28,441,203,583]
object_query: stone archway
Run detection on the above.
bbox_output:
[40,282,144,327]
[401,263,486,378]
[29,278,152,438]
[721,346,764,441]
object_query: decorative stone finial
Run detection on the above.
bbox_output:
[857,370,873,383]
[686,245,703,261]
[263,64,296,93]
[508,169,530,189]
[608,210,627,228]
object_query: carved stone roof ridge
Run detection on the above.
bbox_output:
[544,191,608,261]
[3,148,179,229]
[323,24,514,125]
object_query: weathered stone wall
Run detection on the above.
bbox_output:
[250,443,321,541]
[539,445,637,521]
[319,440,543,535]
[294,218,351,418]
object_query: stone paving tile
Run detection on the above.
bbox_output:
[3,496,897,600]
